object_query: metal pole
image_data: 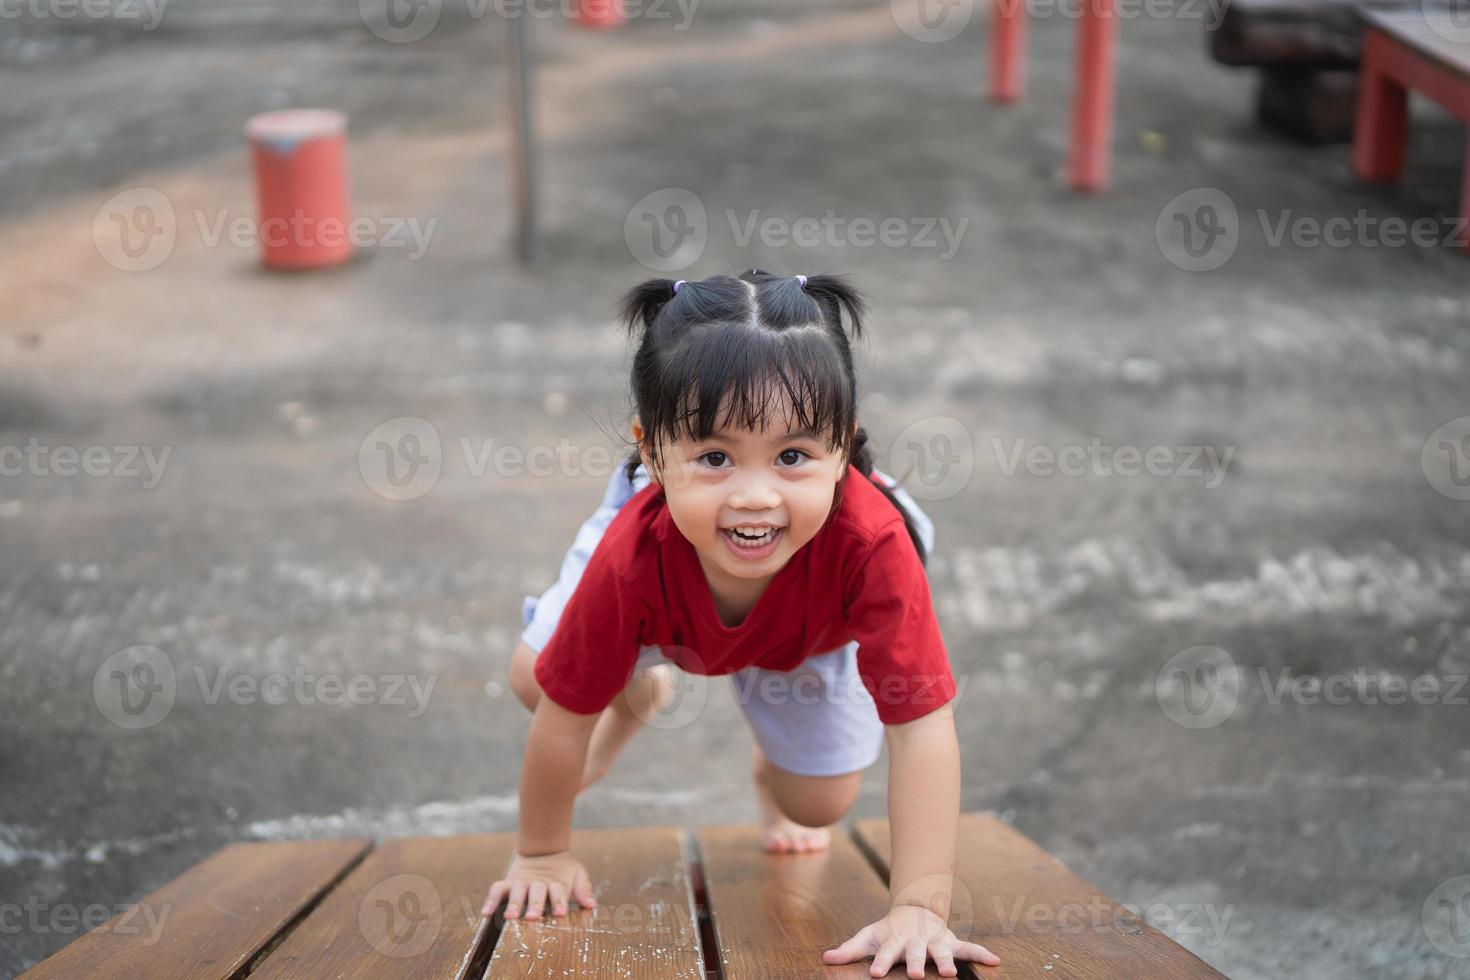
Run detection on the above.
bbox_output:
[506,11,537,262]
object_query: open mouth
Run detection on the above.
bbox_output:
[720,525,785,552]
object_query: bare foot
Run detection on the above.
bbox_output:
[578,665,676,792]
[753,764,831,854]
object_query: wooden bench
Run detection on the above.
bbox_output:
[1352,10,1470,253]
[1208,0,1464,143]
[19,813,1226,978]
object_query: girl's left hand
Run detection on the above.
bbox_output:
[822,904,1001,978]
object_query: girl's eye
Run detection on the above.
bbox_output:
[696,449,808,468]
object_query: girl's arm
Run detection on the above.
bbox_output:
[885,704,966,914]
[517,695,599,855]
[823,702,1002,977]
[482,696,602,921]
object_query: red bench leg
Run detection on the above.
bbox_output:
[1352,31,1409,183]
[1068,0,1117,192]
[990,0,1028,104]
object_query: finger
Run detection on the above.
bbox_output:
[935,949,959,977]
[870,937,904,977]
[481,880,508,918]
[548,882,569,917]
[905,940,928,979]
[955,941,1002,966]
[822,926,876,963]
[572,867,598,908]
[524,881,548,920]
[505,880,528,919]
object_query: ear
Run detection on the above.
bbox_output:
[631,417,657,480]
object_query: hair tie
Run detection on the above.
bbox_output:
[673,280,686,294]
[795,275,807,287]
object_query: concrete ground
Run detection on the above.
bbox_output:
[3,1,1469,977]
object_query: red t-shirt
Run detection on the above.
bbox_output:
[533,463,956,725]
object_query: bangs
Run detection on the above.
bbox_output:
[643,322,855,468]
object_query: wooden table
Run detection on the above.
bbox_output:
[1352,10,1470,253]
[20,813,1226,978]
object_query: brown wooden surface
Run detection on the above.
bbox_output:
[852,815,1227,979]
[699,825,943,979]
[19,837,370,980]
[250,834,516,980]
[25,817,1237,978]
[484,826,703,979]
[1209,0,1364,69]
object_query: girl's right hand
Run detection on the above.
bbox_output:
[480,850,598,921]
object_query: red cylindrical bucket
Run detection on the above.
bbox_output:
[245,109,352,269]
[576,0,624,28]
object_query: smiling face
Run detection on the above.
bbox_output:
[632,392,852,594]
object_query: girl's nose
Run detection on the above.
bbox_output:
[727,474,782,511]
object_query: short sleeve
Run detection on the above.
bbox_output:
[845,521,957,725]
[532,541,645,716]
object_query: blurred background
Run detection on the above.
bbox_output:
[3,0,1469,977]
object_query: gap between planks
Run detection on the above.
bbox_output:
[231,842,376,980]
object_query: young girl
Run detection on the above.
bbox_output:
[480,271,1000,978]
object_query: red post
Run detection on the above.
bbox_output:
[1067,0,1118,193]
[1351,31,1409,183]
[245,109,352,270]
[990,0,1028,104]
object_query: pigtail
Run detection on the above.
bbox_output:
[617,278,680,337]
[849,425,929,569]
[800,273,866,341]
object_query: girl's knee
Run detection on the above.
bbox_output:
[763,764,863,828]
[508,640,542,711]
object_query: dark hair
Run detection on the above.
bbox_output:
[614,269,927,567]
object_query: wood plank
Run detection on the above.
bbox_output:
[20,838,370,980]
[852,815,1227,979]
[250,834,517,980]
[1209,0,1364,69]
[485,826,703,979]
[699,825,943,979]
